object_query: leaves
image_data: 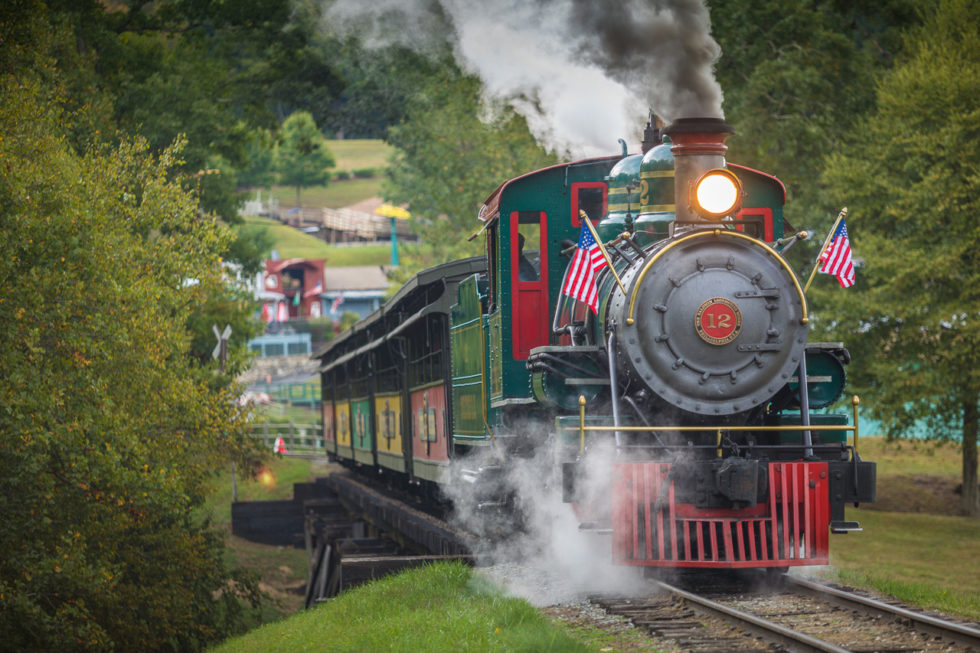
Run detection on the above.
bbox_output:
[817,0,980,512]
[0,60,263,651]
[384,70,557,275]
[275,110,335,205]
[710,0,921,223]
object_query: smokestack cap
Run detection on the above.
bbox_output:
[663,117,734,136]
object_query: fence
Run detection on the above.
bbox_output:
[251,422,324,455]
[251,382,321,407]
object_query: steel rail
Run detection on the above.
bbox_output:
[786,576,980,650]
[653,580,850,653]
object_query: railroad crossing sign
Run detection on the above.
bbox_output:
[212,324,232,368]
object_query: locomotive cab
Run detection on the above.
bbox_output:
[475,157,617,425]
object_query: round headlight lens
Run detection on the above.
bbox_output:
[693,169,742,219]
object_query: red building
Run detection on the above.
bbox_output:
[260,258,325,321]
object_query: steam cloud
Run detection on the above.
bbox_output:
[323,0,724,158]
[444,423,646,604]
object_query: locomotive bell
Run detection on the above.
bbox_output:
[663,117,738,225]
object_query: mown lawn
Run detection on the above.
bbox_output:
[852,435,961,479]
[267,177,384,210]
[239,214,390,263]
[823,435,979,621]
[327,138,394,172]
[827,508,980,620]
[263,138,393,210]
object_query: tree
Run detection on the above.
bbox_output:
[275,111,335,207]
[384,69,557,276]
[324,39,450,139]
[0,23,265,650]
[238,128,278,192]
[709,0,922,229]
[819,0,980,515]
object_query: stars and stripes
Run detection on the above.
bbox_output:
[562,224,608,313]
[818,218,855,288]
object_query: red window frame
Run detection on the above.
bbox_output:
[510,211,549,360]
[570,182,608,228]
[735,207,774,242]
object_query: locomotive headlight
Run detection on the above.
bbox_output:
[692,168,742,220]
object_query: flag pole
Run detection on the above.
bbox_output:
[580,210,627,294]
[803,207,847,294]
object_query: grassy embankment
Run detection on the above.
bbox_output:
[266,138,394,210]
[209,562,622,653]
[241,214,390,264]
[212,435,978,652]
[239,139,394,264]
[203,456,318,618]
[828,436,980,621]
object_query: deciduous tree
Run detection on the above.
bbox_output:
[0,49,264,652]
[275,110,335,207]
[384,70,557,276]
[819,0,980,515]
[710,0,921,227]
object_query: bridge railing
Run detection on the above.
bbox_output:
[249,382,321,407]
[250,422,324,455]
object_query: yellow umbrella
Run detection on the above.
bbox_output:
[375,203,411,219]
[375,204,410,267]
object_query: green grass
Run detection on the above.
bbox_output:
[204,456,315,529]
[319,244,392,266]
[852,435,961,479]
[240,214,391,263]
[327,138,394,172]
[204,457,317,618]
[239,138,396,265]
[827,508,980,621]
[820,436,979,621]
[268,177,384,210]
[254,403,321,426]
[265,138,392,210]
[211,562,593,653]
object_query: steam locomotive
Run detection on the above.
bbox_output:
[316,116,876,569]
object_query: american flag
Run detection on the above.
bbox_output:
[562,224,608,313]
[818,218,855,288]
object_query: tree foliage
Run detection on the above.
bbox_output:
[237,128,278,191]
[275,110,335,207]
[710,0,922,226]
[384,70,557,278]
[819,0,980,515]
[0,6,266,649]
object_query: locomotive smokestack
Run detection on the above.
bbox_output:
[663,117,735,225]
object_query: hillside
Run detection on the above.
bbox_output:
[266,139,393,211]
[240,214,391,264]
[241,139,396,264]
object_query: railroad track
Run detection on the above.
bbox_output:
[593,572,980,652]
